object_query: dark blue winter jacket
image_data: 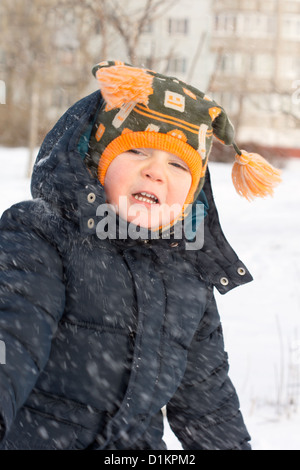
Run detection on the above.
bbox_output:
[0,91,252,450]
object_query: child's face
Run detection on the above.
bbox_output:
[104,148,192,229]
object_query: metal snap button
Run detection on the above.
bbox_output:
[237,267,246,276]
[87,218,95,229]
[220,277,229,286]
[87,192,96,203]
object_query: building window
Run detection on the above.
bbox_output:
[168,18,189,35]
[220,52,274,78]
[215,13,276,37]
[0,48,5,65]
[52,88,66,108]
[167,57,187,74]
[214,13,237,35]
[237,13,276,37]
[95,21,102,36]
[220,53,242,75]
[58,48,75,66]
[249,54,274,78]
[141,21,153,34]
[211,92,239,115]
[52,87,74,109]
[136,56,154,69]
[280,56,300,79]
[282,16,300,40]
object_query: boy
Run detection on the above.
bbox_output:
[0,61,281,450]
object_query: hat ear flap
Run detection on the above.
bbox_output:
[211,109,235,145]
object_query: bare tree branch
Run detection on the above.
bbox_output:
[106,0,180,64]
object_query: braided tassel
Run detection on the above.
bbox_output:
[232,147,282,201]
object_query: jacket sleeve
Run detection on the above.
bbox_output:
[166,290,251,450]
[0,201,65,441]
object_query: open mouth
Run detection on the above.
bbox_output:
[132,191,159,205]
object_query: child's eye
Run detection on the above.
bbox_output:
[128,149,147,156]
[170,162,189,172]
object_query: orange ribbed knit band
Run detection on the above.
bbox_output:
[98,132,203,206]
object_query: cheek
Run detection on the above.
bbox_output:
[183,174,193,200]
[104,162,129,204]
[104,173,118,205]
[169,174,192,206]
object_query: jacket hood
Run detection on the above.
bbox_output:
[31,90,208,241]
[31,91,105,218]
[30,90,253,294]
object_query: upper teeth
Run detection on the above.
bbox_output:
[134,192,158,204]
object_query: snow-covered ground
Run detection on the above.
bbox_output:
[1,146,300,450]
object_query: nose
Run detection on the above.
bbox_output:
[141,158,165,183]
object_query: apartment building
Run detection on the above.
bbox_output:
[2,0,298,150]
[49,0,216,124]
[111,0,214,90]
[209,0,300,148]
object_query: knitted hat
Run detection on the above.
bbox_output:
[88,60,281,209]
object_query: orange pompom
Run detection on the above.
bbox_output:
[232,151,282,201]
[95,65,154,109]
